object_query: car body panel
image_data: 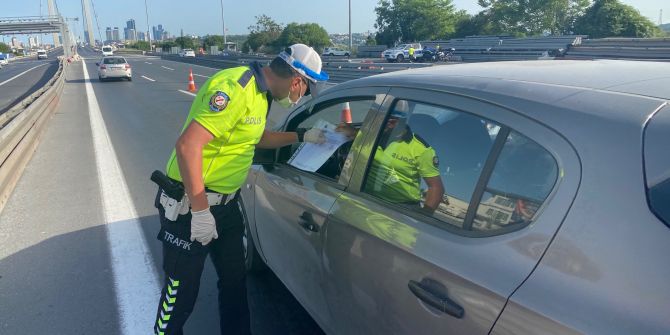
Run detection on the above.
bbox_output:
[491,94,669,335]
[321,87,581,335]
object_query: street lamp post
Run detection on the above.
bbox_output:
[220,0,226,50]
[349,0,352,52]
[144,0,152,51]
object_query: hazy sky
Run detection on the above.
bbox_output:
[2,0,666,44]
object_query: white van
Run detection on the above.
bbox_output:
[102,46,113,56]
[37,50,48,59]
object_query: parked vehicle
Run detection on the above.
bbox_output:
[179,49,196,58]
[0,54,9,65]
[243,60,670,335]
[101,45,113,56]
[96,56,132,81]
[323,47,350,57]
[36,49,48,59]
[382,43,423,62]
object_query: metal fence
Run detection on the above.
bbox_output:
[0,59,65,212]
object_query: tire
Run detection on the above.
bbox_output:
[239,198,267,274]
[329,53,334,56]
[345,53,350,57]
[127,77,132,81]
[98,76,104,82]
[396,54,404,62]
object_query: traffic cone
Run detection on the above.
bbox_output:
[187,68,197,92]
[341,102,352,124]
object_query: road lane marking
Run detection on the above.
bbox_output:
[178,89,197,97]
[82,60,160,335]
[145,62,152,64]
[193,73,209,78]
[161,66,174,71]
[141,75,156,82]
[0,63,50,87]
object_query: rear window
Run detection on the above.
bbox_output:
[103,57,126,64]
[102,47,112,52]
[37,51,46,55]
[644,106,670,227]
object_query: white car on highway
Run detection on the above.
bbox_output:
[179,49,196,58]
[96,56,132,81]
[322,47,350,57]
[37,50,48,60]
[101,45,114,56]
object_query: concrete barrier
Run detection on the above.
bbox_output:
[0,59,66,213]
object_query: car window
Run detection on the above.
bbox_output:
[644,106,670,227]
[282,97,379,181]
[472,131,558,232]
[363,100,499,228]
[362,99,559,236]
[103,57,126,64]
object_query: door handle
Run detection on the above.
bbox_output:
[408,280,464,319]
[298,212,319,233]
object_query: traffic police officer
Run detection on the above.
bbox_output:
[153,44,329,335]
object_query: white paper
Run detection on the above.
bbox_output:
[289,120,350,172]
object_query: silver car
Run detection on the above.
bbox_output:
[242,60,670,335]
[97,56,132,81]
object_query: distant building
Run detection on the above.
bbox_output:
[125,19,137,41]
[11,37,20,48]
[152,24,165,41]
[112,27,120,41]
[137,31,146,42]
[28,37,38,48]
[106,27,113,43]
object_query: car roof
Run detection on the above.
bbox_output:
[350,60,670,99]
[332,60,669,139]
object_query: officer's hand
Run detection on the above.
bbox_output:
[304,128,326,144]
[190,208,218,246]
[336,123,357,140]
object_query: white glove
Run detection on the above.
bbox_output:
[304,128,326,144]
[190,208,218,246]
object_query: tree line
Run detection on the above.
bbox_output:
[374,0,664,46]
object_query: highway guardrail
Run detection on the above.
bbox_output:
[0,58,65,212]
[160,54,434,84]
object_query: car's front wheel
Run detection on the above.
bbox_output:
[239,198,267,274]
[396,54,404,62]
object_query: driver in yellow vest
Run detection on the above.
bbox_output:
[337,105,444,213]
[153,44,329,335]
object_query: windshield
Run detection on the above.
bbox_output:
[102,47,112,52]
[103,57,127,64]
[37,51,46,55]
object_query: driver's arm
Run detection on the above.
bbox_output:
[422,176,444,213]
[417,148,444,213]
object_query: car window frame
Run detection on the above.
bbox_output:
[274,86,391,188]
[346,87,571,238]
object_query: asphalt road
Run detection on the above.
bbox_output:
[0,47,324,334]
[0,49,63,114]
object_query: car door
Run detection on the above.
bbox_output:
[252,87,389,331]
[322,88,580,334]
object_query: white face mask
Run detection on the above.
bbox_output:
[276,91,302,109]
[275,78,305,109]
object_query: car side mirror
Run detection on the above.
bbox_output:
[95,62,99,66]
[253,148,277,166]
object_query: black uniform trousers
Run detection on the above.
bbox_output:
[154,190,250,335]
